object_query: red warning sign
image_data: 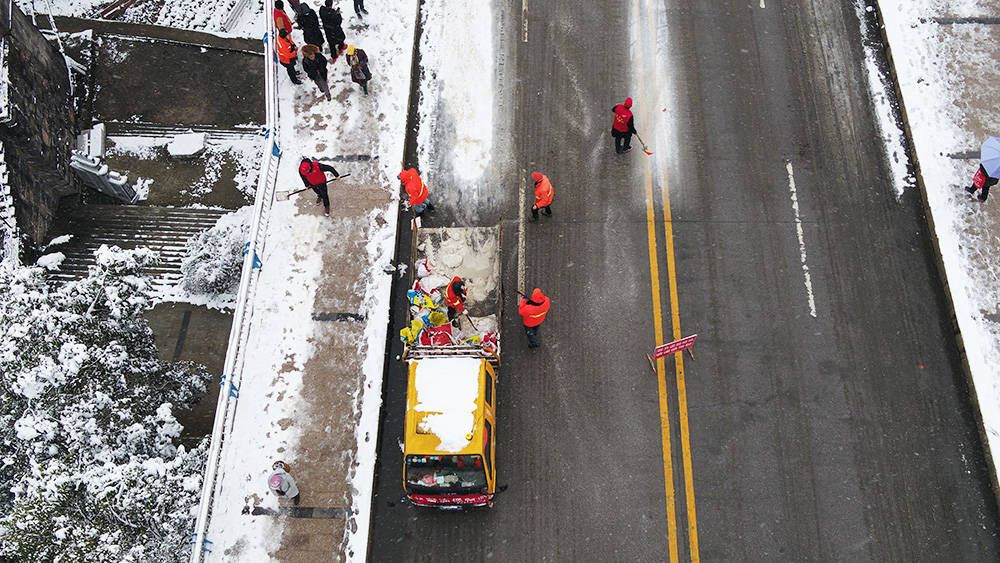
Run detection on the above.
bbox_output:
[653,334,698,359]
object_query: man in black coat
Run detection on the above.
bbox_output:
[298,4,324,51]
[301,45,331,101]
[287,0,309,20]
[319,0,347,58]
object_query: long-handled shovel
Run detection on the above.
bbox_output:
[275,173,351,201]
[634,132,653,155]
[463,310,478,331]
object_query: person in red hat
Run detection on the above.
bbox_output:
[530,171,553,220]
[518,288,550,349]
[298,157,340,216]
[611,97,637,154]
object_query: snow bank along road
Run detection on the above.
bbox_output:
[370,0,1000,561]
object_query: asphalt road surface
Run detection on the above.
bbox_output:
[370,1,1000,561]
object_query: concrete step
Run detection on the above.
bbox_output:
[46,205,229,285]
[104,121,263,143]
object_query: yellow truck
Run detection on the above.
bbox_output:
[401,225,502,509]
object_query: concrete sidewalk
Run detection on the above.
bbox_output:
[199,0,415,556]
[269,178,391,563]
[877,2,1000,503]
[204,170,390,562]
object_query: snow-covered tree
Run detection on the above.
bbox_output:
[179,207,251,299]
[0,246,210,562]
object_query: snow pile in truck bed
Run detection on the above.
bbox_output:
[416,227,499,305]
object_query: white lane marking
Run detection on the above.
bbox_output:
[522,0,528,42]
[518,169,526,295]
[760,0,765,7]
[786,161,817,318]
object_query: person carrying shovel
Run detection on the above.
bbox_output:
[610,97,652,155]
[398,168,435,216]
[444,276,468,323]
[611,97,637,154]
[298,156,341,217]
[518,288,550,349]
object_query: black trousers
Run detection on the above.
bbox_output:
[967,183,993,201]
[280,60,301,83]
[312,185,330,209]
[325,30,345,57]
[524,325,540,348]
[531,205,552,219]
[612,130,632,153]
[354,0,365,15]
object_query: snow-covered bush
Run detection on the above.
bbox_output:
[0,245,210,562]
[179,207,252,298]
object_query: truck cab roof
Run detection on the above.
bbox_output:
[405,357,490,455]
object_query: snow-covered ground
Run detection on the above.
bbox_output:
[876,0,1000,478]
[27,0,264,38]
[107,135,263,202]
[855,2,914,198]
[414,0,495,222]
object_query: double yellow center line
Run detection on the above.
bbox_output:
[634,1,698,561]
[642,151,700,563]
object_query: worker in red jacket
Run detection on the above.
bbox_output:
[273,0,293,34]
[611,97,636,154]
[518,288,550,349]
[444,276,467,322]
[298,157,340,216]
[530,171,553,220]
[398,168,435,216]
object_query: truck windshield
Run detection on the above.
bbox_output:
[405,454,487,494]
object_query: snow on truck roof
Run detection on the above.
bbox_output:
[411,357,484,452]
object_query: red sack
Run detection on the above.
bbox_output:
[973,168,986,189]
[419,323,454,346]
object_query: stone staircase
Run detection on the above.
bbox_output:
[45,204,229,288]
[104,121,263,143]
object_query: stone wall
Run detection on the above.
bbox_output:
[0,1,79,250]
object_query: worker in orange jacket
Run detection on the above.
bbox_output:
[398,168,435,215]
[530,171,553,220]
[444,276,467,322]
[518,288,550,348]
[276,29,302,85]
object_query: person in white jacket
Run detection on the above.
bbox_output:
[268,461,301,505]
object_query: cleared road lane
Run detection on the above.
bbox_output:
[370,1,1000,561]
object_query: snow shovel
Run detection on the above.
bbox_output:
[275,174,351,201]
[634,132,653,155]
[463,310,478,331]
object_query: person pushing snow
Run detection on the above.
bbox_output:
[611,97,637,154]
[398,168,435,216]
[530,171,554,220]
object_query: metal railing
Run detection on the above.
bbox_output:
[189,0,281,558]
[0,140,17,268]
[221,0,251,33]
